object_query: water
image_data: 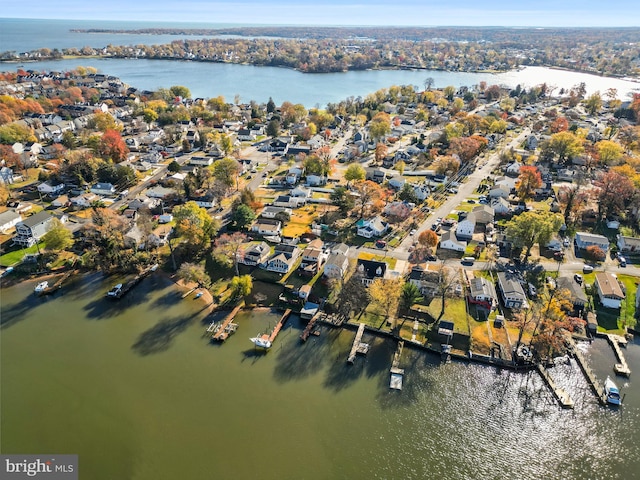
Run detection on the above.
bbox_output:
[1,19,639,107]
[1,273,639,479]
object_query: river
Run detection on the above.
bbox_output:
[1,273,639,479]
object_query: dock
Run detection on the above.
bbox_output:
[300,311,320,342]
[536,363,574,409]
[566,337,607,405]
[606,334,631,377]
[107,264,158,300]
[268,309,292,344]
[347,323,369,364]
[40,270,74,295]
[390,341,405,390]
[211,304,243,341]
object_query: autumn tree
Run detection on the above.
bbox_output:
[418,230,438,250]
[90,112,121,132]
[213,157,240,191]
[334,270,369,319]
[369,112,391,142]
[98,129,129,162]
[169,85,191,99]
[595,170,635,221]
[595,140,624,165]
[557,184,590,227]
[368,277,403,328]
[432,155,461,175]
[374,143,388,164]
[542,131,583,164]
[173,201,220,255]
[505,210,563,259]
[585,245,606,262]
[448,135,486,162]
[177,262,210,288]
[229,275,252,300]
[515,166,542,201]
[550,116,569,133]
[352,180,386,218]
[584,91,603,115]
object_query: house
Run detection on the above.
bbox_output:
[237,129,256,141]
[505,161,522,176]
[145,185,178,199]
[356,216,389,238]
[51,195,70,208]
[490,197,511,215]
[388,177,406,190]
[264,244,301,273]
[240,242,271,266]
[356,259,387,286]
[496,271,528,309]
[575,232,609,252]
[323,247,349,280]
[147,224,173,247]
[525,135,538,150]
[0,166,18,184]
[557,168,577,182]
[456,213,476,239]
[0,210,22,233]
[468,277,498,309]
[440,230,467,252]
[594,272,625,309]
[488,185,510,199]
[299,239,325,275]
[617,235,640,253]
[13,211,55,247]
[306,174,327,187]
[353,130,368,143]
[90,183,116,196]
[251,219,282,236]
[366,168,387,184]
[189,156,213,166]
[37,181,65,195]
[556,276,588,312]
[260,206,292,220]
[471,205,494,224]
[71,193,99,208]
[290,186,311,198]
[408,267,439,296]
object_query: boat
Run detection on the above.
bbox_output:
[34,281,49,293]
[605,376,621,405]
[250,335,272,349]
[194,291,203,299]
[107,283,123,297]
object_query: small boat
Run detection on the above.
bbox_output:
[250,335,272,349]
[107,283,123,297]
[34,281,48,293]
[194,291,203,299]
[605,376,621,406]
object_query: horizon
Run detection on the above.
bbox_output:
[2,0,639,28]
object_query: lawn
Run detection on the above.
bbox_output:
[282,205,318,237]
[577,271,638,332]
[423,296,469,334]
[357,252,397,270]
[0,242,47,267]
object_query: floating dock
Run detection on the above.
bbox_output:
[536,363,574,409]
[606,334,631,377]
[107,264,158,300]
[211,304,243,341]
[347,323,369,364]
[390,341,405,390]
[40,270,75,295]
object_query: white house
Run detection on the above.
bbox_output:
[617,235,640,253]
[251,219,282,236]
[37,181,65,195]
[90,183,116,196]
[490,197,511,215]
[190,156,213,166]
[264,244,301,273]
[240,242,271,266]
[440,230,467,252]
[0,166,17,185]
[0,210,22,233]
[13,211,55,247]
[505,161,522,176]
[356,216,388,238]
[290,186,311,198]
[595,272,625,309]
[456,213,476,239]
[305,175,327,187]
[260,206,292,219]
[489,185,510,199]
[71,193,99,208]
[496,271,528,309]
[575,232,609,252]
[324,250,349,280]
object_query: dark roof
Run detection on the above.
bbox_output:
[356,259,387,280]
[17,211,52,228]
[557,276,588,305]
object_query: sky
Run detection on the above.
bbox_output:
[3,0,639,27]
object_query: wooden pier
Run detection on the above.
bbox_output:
[211,304,243,341]
[268,309,292,344]
[347,323,369,364]
[300,311,320,342]
[107,264,158,300]
[606,334,631,377]
[390,341,405,390]
[566,337,607,405]
[40,270,75,295]
[536,364,574,409]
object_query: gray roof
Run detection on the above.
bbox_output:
[0,210,21,225]
[469,277,497,299]
[556,276,588,306]
[497,271,526,301]
[17,210,52,228]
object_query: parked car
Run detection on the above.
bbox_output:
[410,229,417,236]
[574,274,583,285]
[375,240,387,249]
[619,257,627,267]
[583,264,594,273]
[528,283,537,297]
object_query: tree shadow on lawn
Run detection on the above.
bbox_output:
[131,314,197,356]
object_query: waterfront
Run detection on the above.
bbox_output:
[1,274,639,479]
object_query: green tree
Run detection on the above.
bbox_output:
[173,201,220,253]
[330,186,355,214]
[398,183,418,204]
[230,274,253,300]
[0,123,35,144]
[400,282,423,312]
[584,91,603,115]
[213,157,240,191]
[266,97,276,113]
[505,211,563,259]
[344,163,366,184]
[266,119,280,137]
[170,85,191,99]
[42,218,73,251]
[543,131,583,163]
[167,160,181,173]
[231,203,256,230]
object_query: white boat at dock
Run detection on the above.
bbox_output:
[34,281,48,294]
[107,283,123,297]
[605,376,621,406]
[250,335,272,349]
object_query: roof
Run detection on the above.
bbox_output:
[497,271,527,301]
[356,259,387,280]
[595,272,625,299]
[17,210,52,228]
[575,231,609,245]
[469,277,497,299]
[556,276,588,305]
[0,210,21,225]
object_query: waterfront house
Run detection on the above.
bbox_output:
[356,259,387,286]
[264,244,301,273]
[323,249,349,280]
[468,277,498,309]
[90,182,116,196]
[617,234,640,253]
[251,219,282,236]
[240,242,271,266]
[496,271,528,309]
[408,267,439,297]
[594,272,625,309]
[556,276,588,313]
[356,216,389,238]
[0,210,22,233]
[439,230,467,252]
[13,211,54,247]
[575,232,609,252]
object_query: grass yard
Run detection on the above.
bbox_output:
[282,205,317,237]
[577,271,638,332]
[0,242,47,267]
[423,296,469,333]
[357,252,397,270]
